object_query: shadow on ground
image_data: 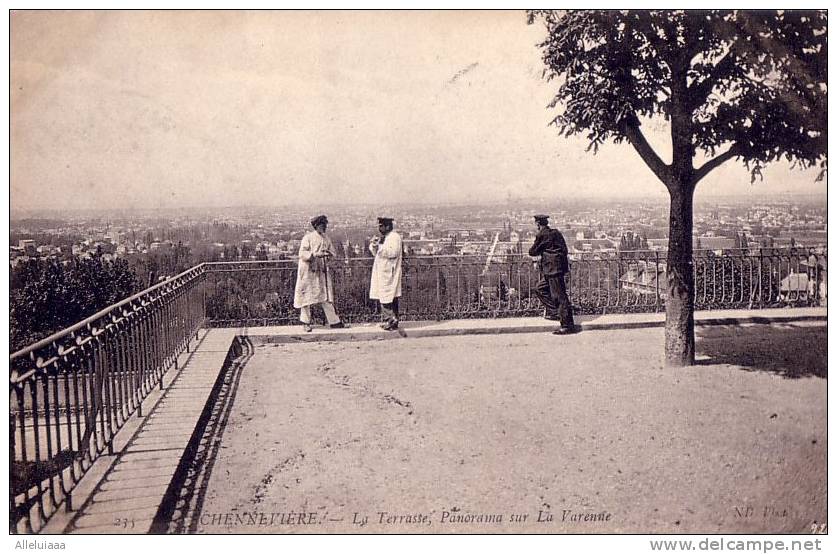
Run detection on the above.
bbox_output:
[159,339,254,533]
[696,324,826,379]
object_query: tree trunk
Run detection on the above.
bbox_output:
[665,183,695,366]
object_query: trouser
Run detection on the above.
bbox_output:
[299,302,341,325]
[380,297,400,322]
[534,273,575,328]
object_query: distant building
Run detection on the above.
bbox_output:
[93,241,116,254]
[620,261,667,297]
[779,273,809,302]
[36,245,58,256]
[573,238,618,253]
[646,239,668,250]
[479,285,499,304]
[695,236,736,252]
[19,239,36,256]
[404,239,440,254]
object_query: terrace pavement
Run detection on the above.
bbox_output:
[42,307,826,534]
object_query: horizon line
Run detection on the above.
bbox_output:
[10,192,828,216]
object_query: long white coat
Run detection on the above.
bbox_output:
[369,231,403,303]
[293,231,337,309]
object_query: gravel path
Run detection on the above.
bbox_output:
[187,323,826,534]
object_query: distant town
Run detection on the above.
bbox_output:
[11,195,827,272]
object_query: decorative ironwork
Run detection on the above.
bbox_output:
[202,248,827,324]
[9,266,207,533]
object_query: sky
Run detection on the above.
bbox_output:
[10,10,826,212]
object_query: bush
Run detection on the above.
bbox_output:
[10,255,140,352]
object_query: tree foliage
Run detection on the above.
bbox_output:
[10,255,140,352]
[528,10,827,183]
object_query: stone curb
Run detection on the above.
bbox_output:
[246,312,827,345]
[38,330,241,535]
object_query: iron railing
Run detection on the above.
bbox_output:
[203,247,827,326]
[8,246,826,533]
[9,265,207,533]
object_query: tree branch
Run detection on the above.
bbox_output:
[623,119,670,185]
[693,144,742,184]
[686,40,740,111]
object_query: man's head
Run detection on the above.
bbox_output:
[533,214,550,231]
[377,217,394,235]
[310,215,328,233]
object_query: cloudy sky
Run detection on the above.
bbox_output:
[10,10,825,212]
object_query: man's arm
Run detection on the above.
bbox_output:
[325,237,338,258]
[528,232,546,257]
[298,234,313,261]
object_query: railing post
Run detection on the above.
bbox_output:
[758,248,764,308]
[435,263,442,321]
[9,264,211,532]
[654,250,660,310]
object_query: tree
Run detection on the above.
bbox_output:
[529,10,826,365]
[10,255,139,352]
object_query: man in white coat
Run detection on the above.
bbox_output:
[369,217,403,331]
[293,215,345,332]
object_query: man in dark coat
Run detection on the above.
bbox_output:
[528,214,578,334]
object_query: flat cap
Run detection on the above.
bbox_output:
[533,214,550,224]
[377,217,394,225]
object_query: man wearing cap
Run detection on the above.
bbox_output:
[293,215,345,332]
[369,217,403,331]
[529,214,578,335]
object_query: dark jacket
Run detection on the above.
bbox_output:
[529,227,569,275]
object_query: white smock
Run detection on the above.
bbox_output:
[293,230,337,309]
[369,231,403,304]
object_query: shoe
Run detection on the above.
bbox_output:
[330,322,346,329]
[381,320,399,331]
[303,323,313,333]
[552,326,579,335]
[544,314,560,321]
